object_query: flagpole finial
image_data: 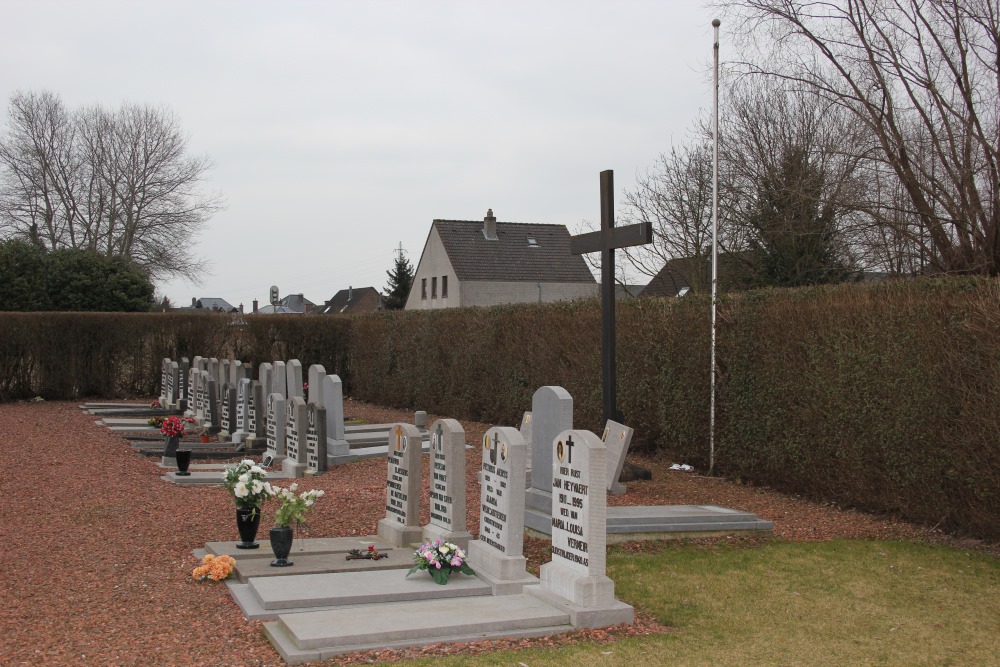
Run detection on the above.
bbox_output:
[712,18,721,27]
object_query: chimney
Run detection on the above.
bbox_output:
[252,299,258,313]
[483,208,497,240]
[348,286,353,302]
[191,297,197,307]
[239,303,244,314]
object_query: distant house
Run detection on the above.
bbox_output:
[640,253,756,298]
[405,209,597,310]
[320,286,384,315]
[176,297,238,313]
[254,293,316,315]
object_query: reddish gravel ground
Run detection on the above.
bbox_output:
[2,398,994,666]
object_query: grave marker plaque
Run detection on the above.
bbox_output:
[265,393,286,460]
[601,420,634,495]
[422,419,472,550]
[468,426,534,594]
[321,374,349,460]
[281,397,308,477]
[305,403,328,474]
[376,423,423,547]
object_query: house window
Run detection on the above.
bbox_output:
[442,276,448,298]
[528,237,539,247]
[421,278,427,299]
[431,276,437,298]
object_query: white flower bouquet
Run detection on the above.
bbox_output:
[271,483,325,528]
[221,459,273,515]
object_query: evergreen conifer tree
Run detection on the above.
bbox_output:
[383,244,414,310]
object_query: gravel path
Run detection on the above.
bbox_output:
[1,399,984,666]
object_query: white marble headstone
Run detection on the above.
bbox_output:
[376,423,423,547]
[422,419,472,550]
[601,420,634,495]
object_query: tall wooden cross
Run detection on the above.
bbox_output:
[571,170,653,425]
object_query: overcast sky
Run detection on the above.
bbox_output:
[1,1,718,310]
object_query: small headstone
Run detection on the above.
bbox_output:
[220,383,236,435]
[265,392,287,462]
[220,360,232,391]
[281,396,308,478]
[422,419,472,551]
[287,359,304,399]
[159,358,170,404]
[468,426,534,594]
[525,386,573,516]
[414,410,428,432]
[196,370,210,422]
[531,429,633,627]
[321,374,349,461]
[188,368,202,418]
[197,357,209,373]
[601,420,634,495]
[305,403,328,475]
[308,364,325,404]
[204,375,220,433]
[519,411,534,475]
[245,381,266,449]
[272,361,287,398]
[177,357,190,407]
[166,361,179,406]
[376,423,423,547]
[208,358,221,392]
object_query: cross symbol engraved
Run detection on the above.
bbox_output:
[571,170,653,425]
[435,423,444,451]
[564,434,575,464]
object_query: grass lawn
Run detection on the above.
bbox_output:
[391,539,1000,666]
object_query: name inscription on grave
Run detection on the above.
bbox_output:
[429,430,453,527]
[385,429,409,525]
[306,408,318,470]
[478,432,511,553]
[550,435,590,569]
[285,403,298,460]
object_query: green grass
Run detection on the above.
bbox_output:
[380,540,1000,667]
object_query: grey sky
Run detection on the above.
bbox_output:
[1,1,717,310]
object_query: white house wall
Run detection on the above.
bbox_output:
[405,226,459,310]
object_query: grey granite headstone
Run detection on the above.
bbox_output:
[321,374,349,461]
[287,359,304,399]
[601,420,634,495]
[220,383,236,435]
[191,355,203,376]
[178,357,190,406]
[204,376,220,433]
[308,364,325,404]
[208,358,221,392]
[265,392,287,462]
[376,423,423,547]
[220,360,231,391]
[185,367,198,416]
[167,361,179,406]
[197,370,210,422]
[305,403,328,475]
[197,357,208,373]
[519,411,533,475]
[281,396,308,478]
[528,429,633,627]
[159,358,170,403]
[525,386,573,516]
[245,381,266,449]
[272,361,287,398]
[422,419,472,551]
[468,426,535,594]
[258,362,273,400]
[233,378,251,443]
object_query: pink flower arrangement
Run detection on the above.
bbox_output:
[160,416,186,438]
[406,539,474,585]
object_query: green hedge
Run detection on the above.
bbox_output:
[1,277,997,538]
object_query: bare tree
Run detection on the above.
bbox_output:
[0,91,222,281]
[718,0,1000,275]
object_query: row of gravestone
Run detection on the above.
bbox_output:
[159,356,349,475]
[374,416,632,624]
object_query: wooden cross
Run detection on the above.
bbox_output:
[571,170,653,425]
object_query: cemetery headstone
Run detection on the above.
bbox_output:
[197,357,209,373]
[204,375,220,434]
[258,363,273,400]
[220,360,232,392]
[305,403,328,475]
[272,361,287,398]
[467,426,535,594]
[525,386,573,516]
[265,392,287,463]
[321,374,349,461]
[244,381,266,449]
[167,361,179,406]
[287,359,304,399]
[601,420,634,495]
[159,358,170,404]
[308,364,325,404]
[196,370,210,422]
[530,429,633,627]
[208,358,221,393]
[220,383,236,436]
[519,411,533,474]
[185,367,199,417]
[233,378,251,444]
[178,357,190,409]
[422,419,472,550]
[376,423,423,547]
[281,396,308,478]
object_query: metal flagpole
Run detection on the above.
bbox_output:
[709,18,720,475]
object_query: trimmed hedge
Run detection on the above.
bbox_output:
[1,277,998,538]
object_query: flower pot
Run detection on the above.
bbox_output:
[269,525,294,567]
[163,435,180,458]
[201,435,211,443]
[235,507,261,549]
[175,449,192,476]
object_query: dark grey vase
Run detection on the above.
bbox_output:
[163,435,180,458]
[175,449,191,475]
[269,526,294,567]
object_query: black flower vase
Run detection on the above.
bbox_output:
[175,449,191,476]
[269,525,294,567]
[235,507,261,549]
